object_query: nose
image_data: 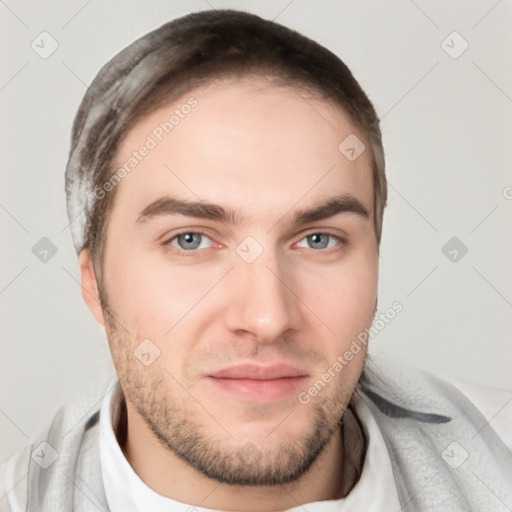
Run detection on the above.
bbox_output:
[224,247,302,344]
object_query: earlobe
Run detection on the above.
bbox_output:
[78,249,105,326]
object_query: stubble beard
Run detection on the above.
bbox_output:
[103,301,361,487]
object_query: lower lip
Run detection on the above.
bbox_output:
[206,376,308,402]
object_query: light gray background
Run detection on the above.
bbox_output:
[1,0,511,462]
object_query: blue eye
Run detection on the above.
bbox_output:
[168,232,213,252]
[164,230,344,258]
[297,233,341,250]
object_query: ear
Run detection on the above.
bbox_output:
[78,249,105,326]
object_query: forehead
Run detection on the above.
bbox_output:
[111,78,374,222]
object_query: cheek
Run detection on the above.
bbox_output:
[298,255,378,345]
[104,252,221,338]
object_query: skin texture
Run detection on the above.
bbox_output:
[79,77,379,510]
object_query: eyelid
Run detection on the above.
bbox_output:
[164,229,216,246]
[161,227,216,243]
[293,227,346,245]
[164,228,344,243]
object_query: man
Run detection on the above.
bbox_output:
[1,9,511,512]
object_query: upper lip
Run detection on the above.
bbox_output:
[208,363,309,380]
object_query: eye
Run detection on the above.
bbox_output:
[296,232,342,250]
[166,231,214,253]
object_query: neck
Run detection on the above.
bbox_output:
[117,396,366,511]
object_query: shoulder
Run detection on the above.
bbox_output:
[450,378,512,451]
[361,354,512,449]
[0,400,103,512]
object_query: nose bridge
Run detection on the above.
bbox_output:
[225,241,300,341]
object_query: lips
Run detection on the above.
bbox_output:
[206,363,309,402]
[209,363,308,380]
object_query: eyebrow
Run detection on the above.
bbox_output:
[136,193,369,226]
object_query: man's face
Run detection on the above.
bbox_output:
[98,78,378,485]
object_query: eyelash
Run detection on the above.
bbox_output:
[163,230,346,258]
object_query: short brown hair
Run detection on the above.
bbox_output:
[65,9,386,284]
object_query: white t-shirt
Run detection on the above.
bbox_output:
[99,380,402,512]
